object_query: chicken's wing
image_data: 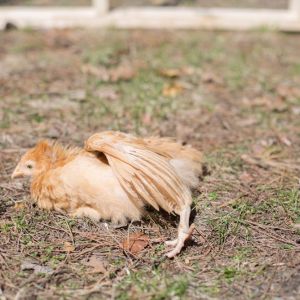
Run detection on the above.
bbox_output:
[85,131,195,258]
[85,131,191,214]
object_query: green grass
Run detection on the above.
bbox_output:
[0,108,13,129]
[1,28,300,300]
[117,269,189,300]
[291,63,300,76]
[206,187,299,247]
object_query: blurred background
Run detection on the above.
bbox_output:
[0,0,290,8]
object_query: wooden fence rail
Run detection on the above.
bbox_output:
[0,0,300,31]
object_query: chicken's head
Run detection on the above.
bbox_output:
[11,140,52,179]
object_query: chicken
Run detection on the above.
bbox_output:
[11,131,202,257]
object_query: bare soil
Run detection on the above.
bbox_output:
[0,28,300,299]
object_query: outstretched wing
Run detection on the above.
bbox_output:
[85,131,191,213]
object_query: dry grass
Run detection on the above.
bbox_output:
[0,28,300,299]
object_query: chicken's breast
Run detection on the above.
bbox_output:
[58,153,143,223]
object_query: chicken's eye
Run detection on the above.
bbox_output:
[27,164,33,169]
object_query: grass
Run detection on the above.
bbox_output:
[209,187,299,235]
[0,28,300,300]
[117,269,189,300]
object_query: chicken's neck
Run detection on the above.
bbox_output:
[30,144,82,201]
[31,144,82,181]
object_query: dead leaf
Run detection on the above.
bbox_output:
[109,64,136,82]
[81,64,110,81]
[276,85,300,99]
[201,72,223,84]
[181,66,195,76]
[249,96,271,107]
[63,241,75,252]
[239,171,254,184]
[159,66,195,78]
[162,82,184,97]
[276,85,290,99]
[241,154,268,169]
[120,232,149,254]
[238,117,258,127]
[278,135,292,147]
[14,201,25,210]
[96,87,119,101]
[271,99,288,112]
[243,96,288,112]
[83,63,136,82]
[69,90,86,102]
[159,68,181,78]
[83,255,106,274]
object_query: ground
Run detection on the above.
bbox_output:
[0,27,300,300]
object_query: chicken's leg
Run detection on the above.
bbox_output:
[165,205,194,258]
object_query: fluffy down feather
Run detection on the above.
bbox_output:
[12,131,203,257]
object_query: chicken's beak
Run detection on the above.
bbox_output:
[11,168,23,179]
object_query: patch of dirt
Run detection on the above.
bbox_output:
[0,28,300,299]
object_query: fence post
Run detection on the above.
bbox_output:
[289,0,300,16]
[93,0,109,15]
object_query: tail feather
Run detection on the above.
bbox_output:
[169,158,201,189]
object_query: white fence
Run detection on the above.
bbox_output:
[0,0,300,31]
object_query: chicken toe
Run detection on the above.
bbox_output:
[166,224,195,258]
[165,239,178,247]
[165,205,194,258]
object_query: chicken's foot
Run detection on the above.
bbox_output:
[165,205,194,258]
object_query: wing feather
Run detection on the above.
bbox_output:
[132,149,183,188]
[85,131,190,213]
[130,149,183,200]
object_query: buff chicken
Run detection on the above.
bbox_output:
[11,131,202,257]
